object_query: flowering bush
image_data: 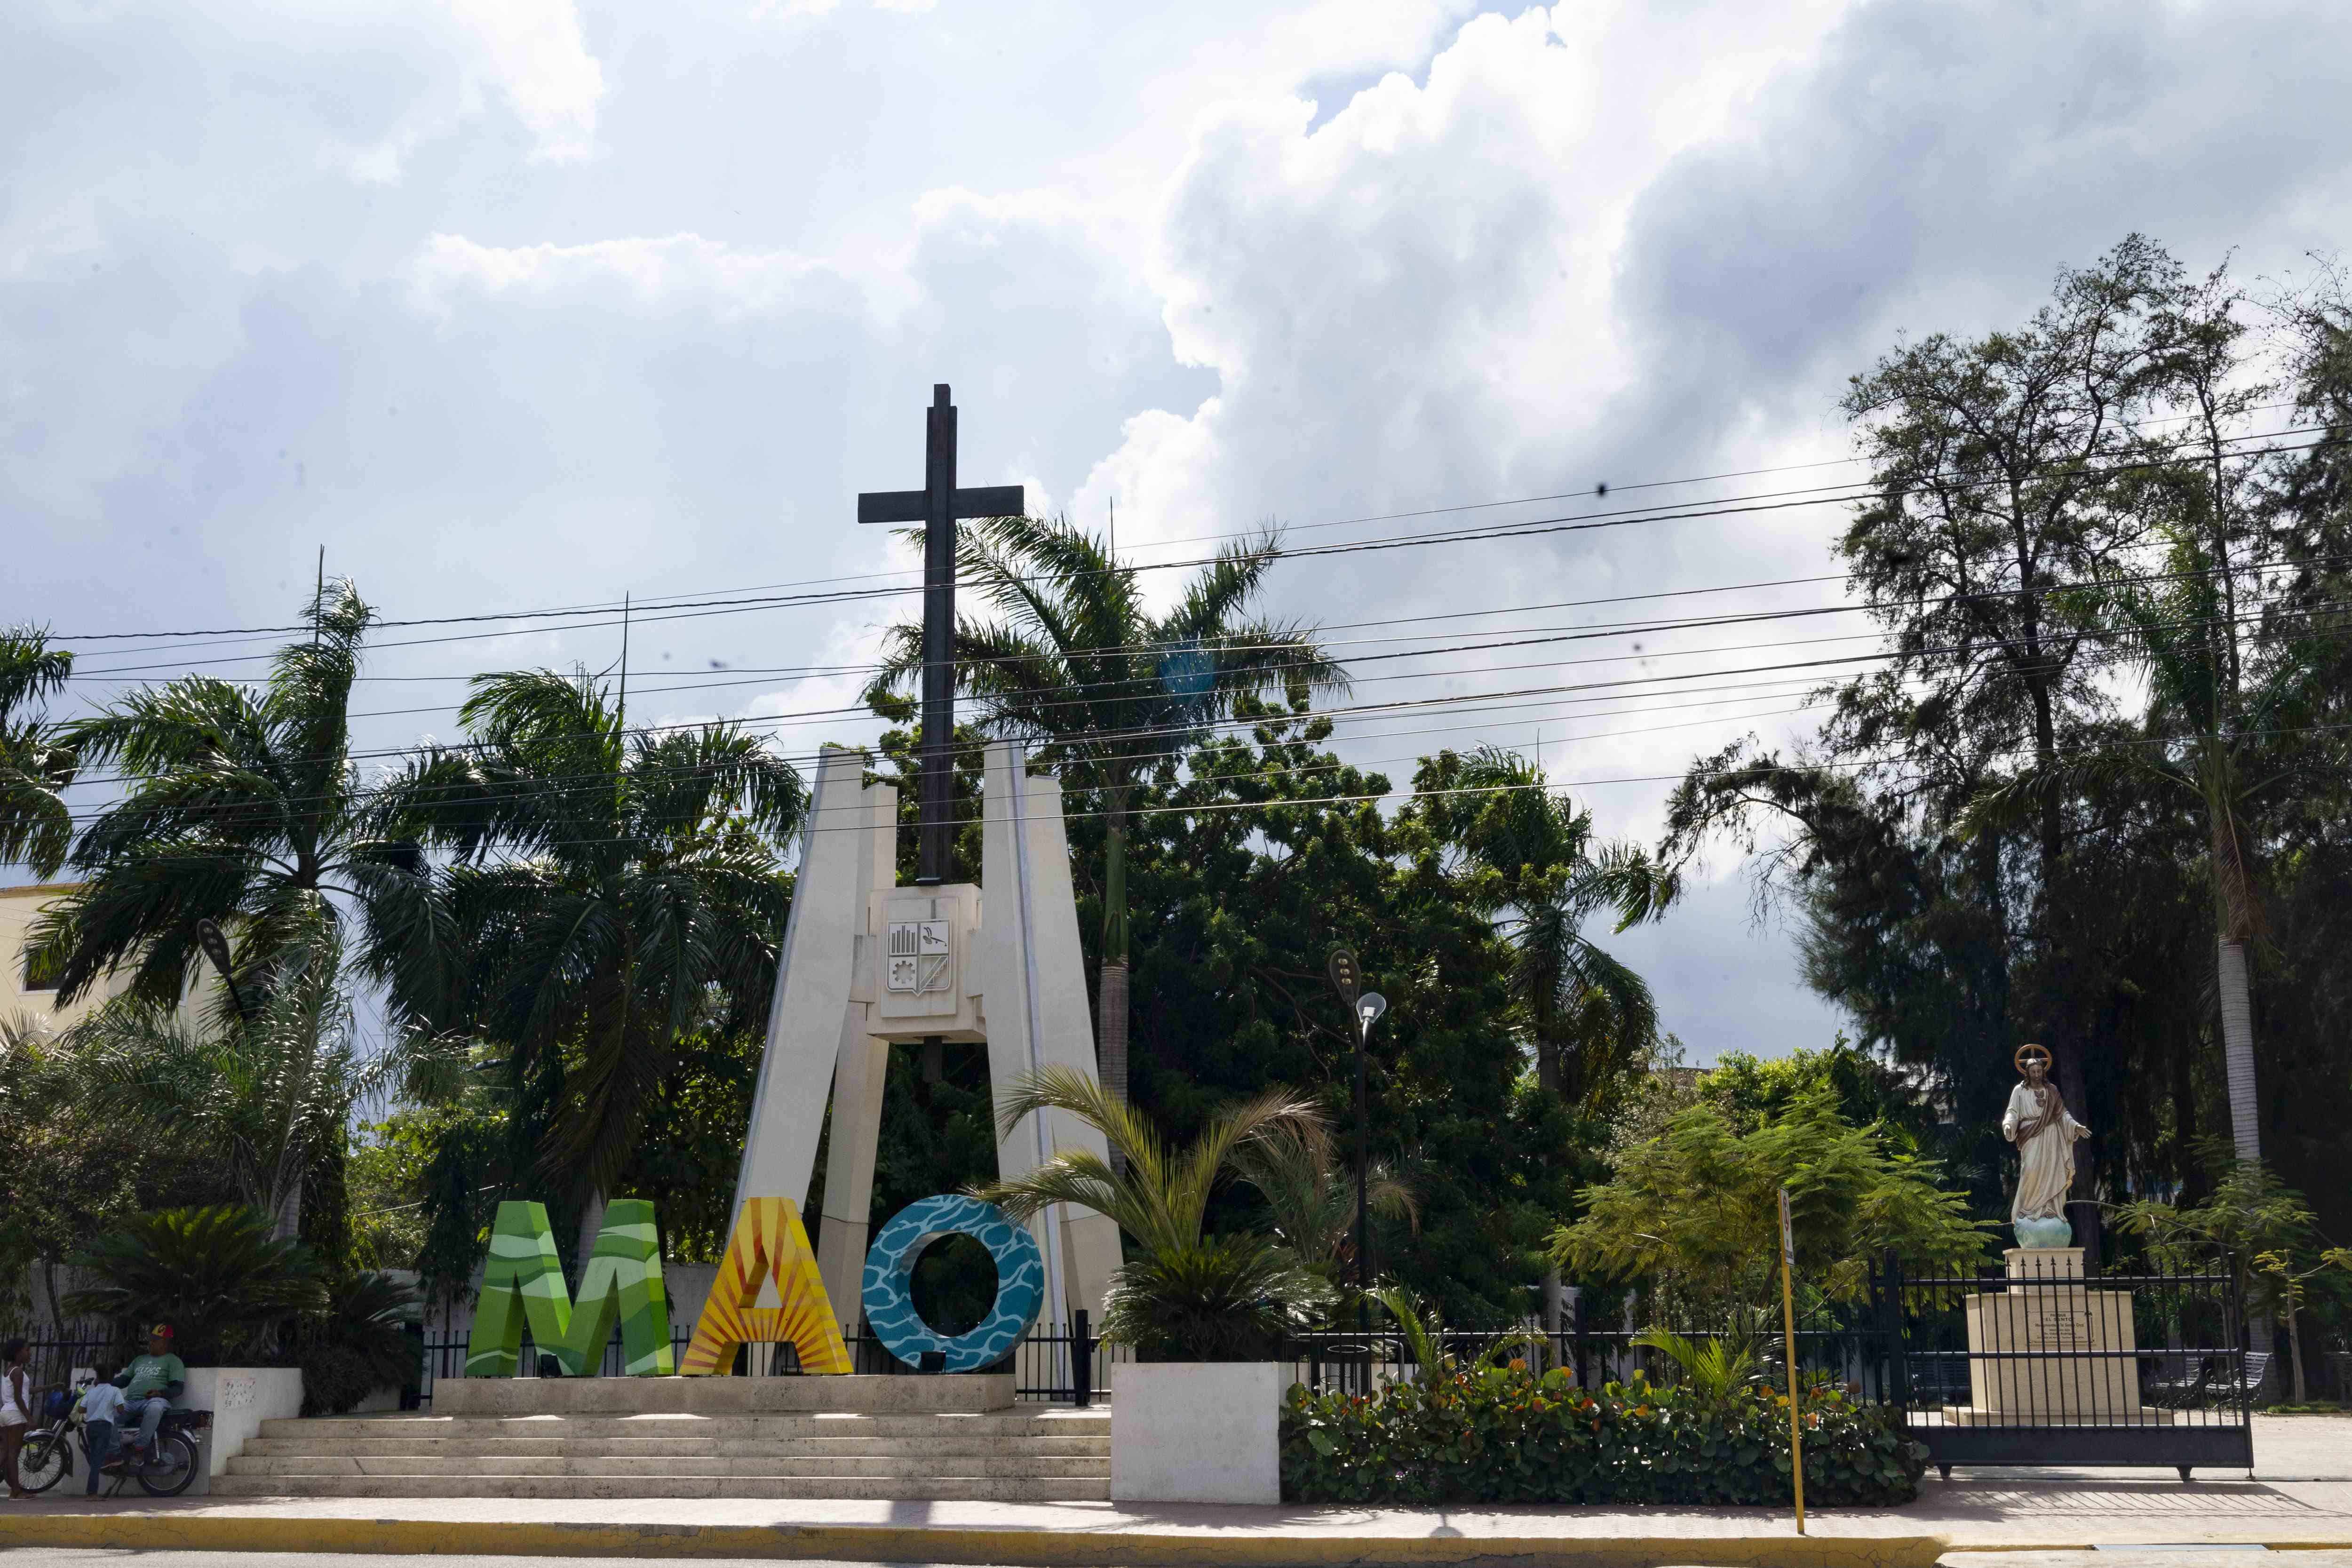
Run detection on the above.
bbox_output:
[1281,1363,1928,1506]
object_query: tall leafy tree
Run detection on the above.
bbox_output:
[35,582,448,1020]
[1779,237,2181,1221]
[864,515,1347,1128]
[1112,703,1552,1318]
[0,628,76,882]
[387,669,804,1248]
[1663,240,2352,1267]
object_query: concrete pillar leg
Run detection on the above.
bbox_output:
[815,1019,889,1331]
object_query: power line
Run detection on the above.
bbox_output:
[54,534,2341,773]
[47,543,2333,799]
[47,533,2352,801]
[37,590,2347,830]
[38,422,2334,669]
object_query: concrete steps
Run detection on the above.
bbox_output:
[215,1475,1111,1500]
[214,1409,1112,1502]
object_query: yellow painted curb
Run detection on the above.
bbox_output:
[1943,1547,2352,1555]
[0,1513,1952,1567]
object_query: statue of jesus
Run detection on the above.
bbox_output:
[2003,1043,2090,1248]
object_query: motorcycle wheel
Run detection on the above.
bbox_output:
[135,1433,199,1497]
[16,1429,69,1493]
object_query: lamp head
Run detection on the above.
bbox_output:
[1358,992,1387,1030]
[1327,947,1361,1008]
[194,918,233,979]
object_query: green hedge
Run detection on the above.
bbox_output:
[1281,1365,1929,1506]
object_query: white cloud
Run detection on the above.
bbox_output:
[441,0,606,162]
[303,0,606,178]
[407,232,841,317]
[9,0,2352,1054]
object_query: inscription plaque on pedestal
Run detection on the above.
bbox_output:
[1946,1248,2174,1427]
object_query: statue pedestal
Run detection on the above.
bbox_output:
[1944,1248,2173,1426]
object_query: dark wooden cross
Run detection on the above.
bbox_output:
[859,384,1024,885]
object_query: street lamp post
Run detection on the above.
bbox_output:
[1352,990,1386,1295]
[1327,949,1385,1390]
[194,917,251,1022]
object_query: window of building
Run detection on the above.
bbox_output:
[20,945,62,993]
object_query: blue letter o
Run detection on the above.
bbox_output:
[861,1196,1045,1371]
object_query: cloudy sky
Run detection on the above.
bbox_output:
[7,0,2347,1061]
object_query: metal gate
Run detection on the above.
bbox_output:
[1872,1255,2255,1479]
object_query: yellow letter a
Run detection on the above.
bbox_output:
[680,1197,851,1376]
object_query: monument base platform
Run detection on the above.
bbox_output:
[1938,1404,2175,1426]
[434,1374,1015,1417]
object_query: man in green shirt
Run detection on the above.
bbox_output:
[113,1324,185,1452]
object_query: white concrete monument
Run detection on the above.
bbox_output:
[727,384,1122,1331]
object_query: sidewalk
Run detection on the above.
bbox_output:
[2,1415,2342,1565]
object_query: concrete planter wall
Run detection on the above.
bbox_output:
[182,1367,303,1494]
[1110,1361,1280,1504]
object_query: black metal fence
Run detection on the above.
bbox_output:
[1272,1305,1891,1401]
[418,1312,1129,1407]
[42,1251,2270,1477]
[1875,1254,2255,1477]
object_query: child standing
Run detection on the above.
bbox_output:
[76,1368,126,1497]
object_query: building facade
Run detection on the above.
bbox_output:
[0,882,153,1034]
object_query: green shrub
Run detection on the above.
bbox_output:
[63,1205,329,1364]
[1281,1363,1927,1506]
[298,1272,423,1417]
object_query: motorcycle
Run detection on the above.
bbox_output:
[16,1381,205,1497]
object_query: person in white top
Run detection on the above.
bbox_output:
[1,1337,32,1499]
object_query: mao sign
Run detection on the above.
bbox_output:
[463,1191,1049,1378]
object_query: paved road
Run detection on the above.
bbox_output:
[8,1554,2352,1568]
[5,1555,943,1567]
[0,1557,959,1568]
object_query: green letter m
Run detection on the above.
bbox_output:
[464,1199,675,1377]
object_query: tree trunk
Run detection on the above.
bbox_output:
[1537,1038,1562,1365]
[2287,1298,2306,1406]
[576,1188,606,1264]
[270,1182,303,1243]
[1097,961,1128,1175]
[2216,937,2261,1163]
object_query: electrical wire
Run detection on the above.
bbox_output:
[40,421,2335,670]
[32,591,2348,836]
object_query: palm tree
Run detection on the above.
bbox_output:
[1974,523,2334,1170]
[385,669,804,1249]
[1229,1120,1418,1285]
[0,627,76,880]
[33,582,450,1023]
[2081,539,2282,1165]
[1434,747,1678,1110]
[976,1066,1333,1361]
[865,516,1348,1131]
[54,902,378,1239]
[1420,746,1677,1340]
